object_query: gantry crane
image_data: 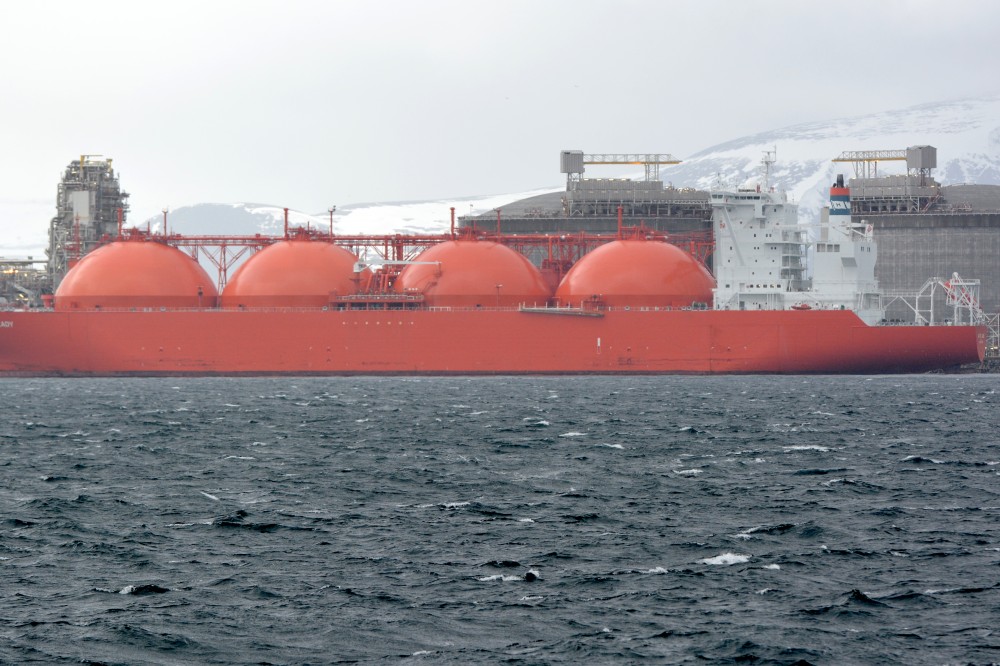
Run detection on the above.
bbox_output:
[561,151,682,182]
[581,154,682,181]
[831,150,908,179]
[832,146,937,180]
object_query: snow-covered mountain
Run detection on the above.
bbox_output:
[5,95,1000,257]
[160,95,1000,238]
[656,95,1000,228]
[158,189,560,239]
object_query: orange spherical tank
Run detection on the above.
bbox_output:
[555,239,715,308]
[394,240,552,307]
[221,240,368,308]
[55,241,218,310]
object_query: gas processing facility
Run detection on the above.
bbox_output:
[2,147,998,362]
[459,151,714,266]
[0,156,129,308]
[834,146,1000,318]
[461,147,999,350]
[47,156,130,287]
[474,151,712,235]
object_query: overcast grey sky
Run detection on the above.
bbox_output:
[2,0,998,229]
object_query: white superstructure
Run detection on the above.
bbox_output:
[807,175,881,323]
[711,167,885,325]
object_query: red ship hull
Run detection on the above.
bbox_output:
[0,307,986,376]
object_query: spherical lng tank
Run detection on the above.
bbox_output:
[221,240,367,308]
[55,240,218,310]
[555,239,714,308]
[394,240,551,307]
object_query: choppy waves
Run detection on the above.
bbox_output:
[1,375,998,664]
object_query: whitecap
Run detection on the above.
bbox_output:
[559,431,587,438]
[755,588,772,595]
[519,595,544,602]
[200,491,220,501]
[599,443,624,449]
[674,468,703,476]
[642,566,670,574]
[443,501,470,509]
[763,564,780,570]
[477,574,522,582]
[517,518,535,523]
[903,455,944,464]
[783,445,830,452]
[700,553,750,566]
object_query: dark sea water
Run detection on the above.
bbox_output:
[1,375,999,665]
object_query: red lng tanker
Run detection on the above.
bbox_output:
[0,179,987,376]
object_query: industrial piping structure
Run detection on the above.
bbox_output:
[46,155,129,288]
[13,149,1000,367]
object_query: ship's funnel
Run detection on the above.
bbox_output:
[830,174,850,218]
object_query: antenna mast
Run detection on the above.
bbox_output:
[761,147,776,191]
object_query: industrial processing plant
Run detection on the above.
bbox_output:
[1,146,997,367]
[836,146,1000,316]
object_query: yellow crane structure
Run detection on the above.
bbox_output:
[581,153,682,181]
[832,150,907,179]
